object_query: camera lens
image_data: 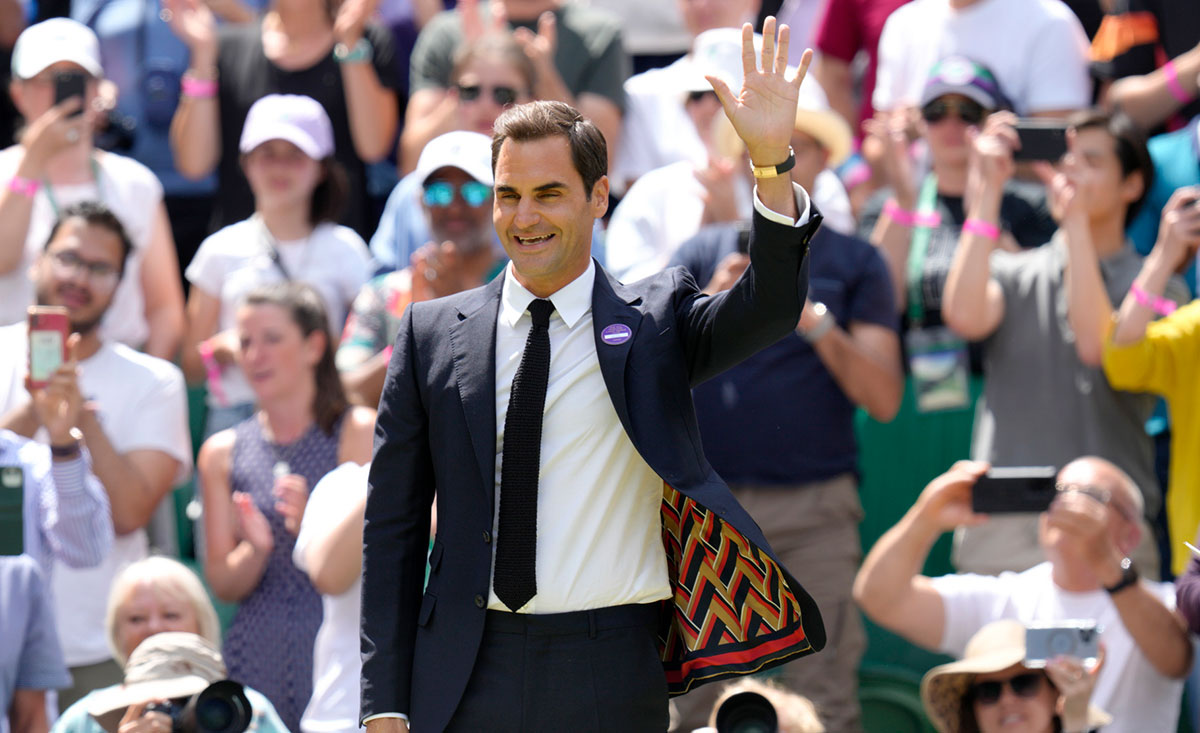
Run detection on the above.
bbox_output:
[195,698,235,729]
[715,691,777,733]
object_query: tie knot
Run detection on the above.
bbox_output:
[528,299,555,328]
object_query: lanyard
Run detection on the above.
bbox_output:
[905,174,941,326]
[42,157,105,219]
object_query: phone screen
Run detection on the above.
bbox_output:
[971,466,1058,514]
[28,306,69,388]
[0,466,24,556]
[54,71,87,118]
[1013,121,1069,162]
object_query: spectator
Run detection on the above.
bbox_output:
[920,619,1111,733]
[607,59,854,282]
[0,19,185,360]
[667,82,901,731]
[853,458,1191,731]
[612,0,759,190]
[1177,527,1200,635]
[1092,2,1200,132]
[163,0,400,239]
[292,461,370,733]
[396,33,534,176]
[345,133,499,408]
[0,201,192,709]
[1125,114,1199,293]
[941,110,1182,575]
[812,0,909,136]
[1101,187,1200,575]
[56,627,286,733]
[374,38,530,272]
[572,0,689,75]
[860,57,1055,371]
[407,0,629,170]
[181,95,370,437]
[705,678,825,733]
[195,282,374,731]
[0,556,70,733]
[873,0,1091,119]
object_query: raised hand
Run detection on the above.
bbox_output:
[28,334,83,446]
[19,98,88,177]
[161,0,217,64]
[911,460,990,533]
[459,0,507,44]
[513,11,556,74]
[1154,186,1200,273]
[233,491,274,554]
[333,0,380,46]
[864,108,918,208]
[705,17,813,167]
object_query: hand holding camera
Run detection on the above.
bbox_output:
[1153,186,1200,274]
[911,460,990,534]
[118,700,173,733]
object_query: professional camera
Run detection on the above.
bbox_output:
[143,680,252,733]
[714,690,778,733]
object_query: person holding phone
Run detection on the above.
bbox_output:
[0,19,185,361]
[854,457,1191,732]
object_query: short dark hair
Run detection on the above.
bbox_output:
[310,157,349,226]
[491,101,607,198]
[45,200,134,277]
[450,33,537,97]
[240,282,348,435]
[1067,109,1154,226]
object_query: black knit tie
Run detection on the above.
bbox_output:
[495,298,555,612]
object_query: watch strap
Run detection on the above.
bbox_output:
[749,148,796,179]
[1104,557,1139,594]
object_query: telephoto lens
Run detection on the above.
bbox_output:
[715,690,778,733]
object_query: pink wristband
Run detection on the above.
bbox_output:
[181,76,218,99]
[197,341,230,407]
[8,176,38,197]
[884,199,916,226]
[1130,283,1177,316]
[381,345,394,363]
[1164,60,1195,105]
[963,218,1001,241]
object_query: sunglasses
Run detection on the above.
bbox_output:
[456,83,520,106]
[970,672,1045,705]
[921,98,987,126]
[423,180,492,208]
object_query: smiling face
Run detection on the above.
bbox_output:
[236,302,324,403]
[493,135,608,297]
[113,580,201,660]
[34,217,124,334]
[970,665,1058,733]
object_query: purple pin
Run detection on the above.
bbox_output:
[601,324,632,345]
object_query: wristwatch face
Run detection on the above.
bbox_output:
[812,302,828,318]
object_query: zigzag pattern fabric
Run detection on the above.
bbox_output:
[657,484,814,696]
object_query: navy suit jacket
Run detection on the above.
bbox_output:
[362,204,826,732]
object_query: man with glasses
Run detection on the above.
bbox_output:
[854,457,1191,732]
[0,201,191,708]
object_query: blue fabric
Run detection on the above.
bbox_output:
[671,224,898,485]
[1127,117,1200,296]
[0,556,70,715]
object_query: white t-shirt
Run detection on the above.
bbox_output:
[0,147,164,348]
[185,217,371,407]
[872,0,1090,115]
[292,461,368,733]
[613,57,708,189]
[0,323,192,666]
[930,562,1183,733]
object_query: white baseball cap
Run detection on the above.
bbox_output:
[11,18,103,80]
[414,130,494,186]
[239,94,335,160]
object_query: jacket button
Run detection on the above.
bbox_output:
[474,594,485,608]
[482,530,492,544]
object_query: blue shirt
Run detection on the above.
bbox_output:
[670,224,898,485]
[0,556,71,714]
[1127,116,1199,296]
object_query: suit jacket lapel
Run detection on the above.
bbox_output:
[592,265,643,438]
[450,275,504,507]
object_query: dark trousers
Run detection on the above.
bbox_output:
[446,603,669,732]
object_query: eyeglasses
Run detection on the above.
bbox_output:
[921,98,987,126]
[970,672,1045,705]
[423,180,492,208]
[1055,482,1136,522]
[686,90,717,104]
[48,250,120,291]
[456,83,520,106]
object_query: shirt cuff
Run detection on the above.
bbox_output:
[752,182,811,227]
[363,713,409,724]
[49,453,89,496]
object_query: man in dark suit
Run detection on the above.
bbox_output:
[362,18,826,733]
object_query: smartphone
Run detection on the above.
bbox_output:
[971,466,1058,514]
[54,71,87,118]
[1024,621,1101,668]
[27,306,69,389]
[0,465,24,556]
[1013,120,1069,162]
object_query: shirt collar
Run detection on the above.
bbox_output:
[499,260,594,329]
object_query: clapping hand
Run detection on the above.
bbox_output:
[233,491,274,553]
[273,473,309,536]
[161,0,217,65]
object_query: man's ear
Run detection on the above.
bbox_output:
[590,174,610,219]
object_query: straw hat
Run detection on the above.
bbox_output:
[920,620,1112,733]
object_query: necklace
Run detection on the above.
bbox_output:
[263,419,312,479]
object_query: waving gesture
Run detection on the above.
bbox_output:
[706,17,813,167]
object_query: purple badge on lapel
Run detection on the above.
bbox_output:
[600,324,632,345]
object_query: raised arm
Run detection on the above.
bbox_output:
[164,0,221,179]
[139,203,186,360]
[863,110,920,312]
[1106,41,1200,132]
[334,7,399,163]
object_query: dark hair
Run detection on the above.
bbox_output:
[491,100,607,198]
[310,157,349,225]
[450,33,537,97]
[240,282,348,435]
[1067,109,1154,226]
[44,200,134,277]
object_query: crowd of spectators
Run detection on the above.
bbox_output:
[2,0,1200,732]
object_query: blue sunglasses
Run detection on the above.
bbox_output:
[422,180,492,208]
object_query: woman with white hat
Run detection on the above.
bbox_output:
[921,620,1110,733]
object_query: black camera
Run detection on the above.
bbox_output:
[143,680,252,733]
[715,690,778,733]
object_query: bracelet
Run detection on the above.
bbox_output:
[333,37,372,64]
[1164,59,1195,105]
[8,176,38,197]
[50,427,84,458]
[963,217,1001,241]
[181,75,218,99]
[197,341,230,407]
[748,147,796,179]
[1130,282,1177,316]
